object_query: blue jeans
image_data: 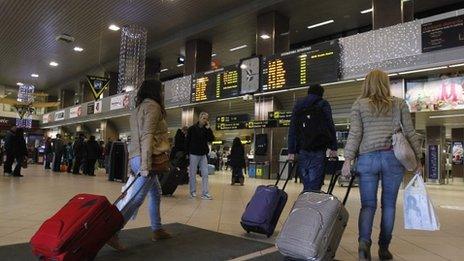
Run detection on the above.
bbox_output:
[189,154,209,195]
[298,150,325,191]
[357,150,404,246]
[121,156,163,231]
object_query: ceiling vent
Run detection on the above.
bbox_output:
[56,34,75,43]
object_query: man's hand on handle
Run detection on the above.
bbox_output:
[288,154,295,162]
[342,160,352,177]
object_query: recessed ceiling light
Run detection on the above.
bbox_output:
[230,45,247,52]
[108,24,120,31]
[49,61,59,67]
[177,64,184,67]
[16,82,24,86]
[160,68,168,72]
[211,53,217,57]
[73,46,84,52]
[31,74,39,78]
[307,19,334,29]
[260,34,271,40]
[177,56,185,64]
[361,8,373,14]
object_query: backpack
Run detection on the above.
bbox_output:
[295,98,331,151]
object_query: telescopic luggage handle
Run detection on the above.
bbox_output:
[342,171,358,206]
[275,160,297,191]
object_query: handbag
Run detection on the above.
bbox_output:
[152,153,170,172]
[392,100,417,171]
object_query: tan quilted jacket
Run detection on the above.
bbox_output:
[128,99,170,172]
[344,97,422,160]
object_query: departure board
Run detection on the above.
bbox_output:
[261,40,340,92]
[191,65,240,103]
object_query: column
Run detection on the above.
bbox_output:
[181,107,198,127]
[256,11,289,57]
[425,126,446,184]
[451,128,464,178]
[81,80,94,103]
[60,89,75,108]
[100,120,119,142]
[145,58,161,81]
[184,39,212,76]
[402,0,414,23]
[372,0,402,29]
[104,72,119,97]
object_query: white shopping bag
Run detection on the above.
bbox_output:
[116,174,139,220]
[403,173,440,231]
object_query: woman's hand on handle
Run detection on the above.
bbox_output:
[140,170,150,177]
[342,160,352,177]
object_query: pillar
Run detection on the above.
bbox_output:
[82,80,94,103]
[105,72,119,97]
[100,120,119,143]
[181,107,198,127]
[145,58,161,81]
[425,126,446,184]
[184,39,212,76]
[256,11,289,57]
[372,0,402,29]
[60,89,75,108]
[451,128,464,178]
[402,0,414,23]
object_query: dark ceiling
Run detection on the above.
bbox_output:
[0,0,463,94]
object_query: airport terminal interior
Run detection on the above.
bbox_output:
[2,0,464,260]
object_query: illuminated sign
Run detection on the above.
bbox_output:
[191,65,241,103]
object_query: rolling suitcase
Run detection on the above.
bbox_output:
[108,141,128,182]
[231,168,244,185]
[276,171,357,260]
[240,161,295,237]
[158,166,179,196]
[30,175,140,260]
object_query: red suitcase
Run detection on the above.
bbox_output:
[30,194,124,260]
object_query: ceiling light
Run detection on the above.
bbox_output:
[177,64,184,67]
[240,64,247,69]
[16,82,24,86]
[49,61,59,67]
[31,74,39,78]
[211,53,217,57]
[388,73,399,76]
[260,34,271,40]
[108,24,120,31]
[429,114,464,119]
[449,63,464,68]
[307,19,334,29]
[356,78,365,81]
[230,45,248,52]
[361,8,373,14]
[398,66,448,75]
[177,56,185,64]
[160,68,168,72]
[73,46,84,52]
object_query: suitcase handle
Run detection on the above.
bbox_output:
[113,172,143,206]
[342,171,358,206]
[274,160,297,191]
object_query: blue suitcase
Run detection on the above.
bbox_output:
[240,161,295,237]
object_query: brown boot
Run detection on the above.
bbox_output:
[106,234,126,251]
[152,228,172,241]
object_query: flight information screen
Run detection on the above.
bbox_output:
[191,65,240,103]
[261,40,340,92]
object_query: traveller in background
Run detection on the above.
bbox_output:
[72,133,86,174]
[230,137,246,185]
[84,135,100,176]
[52,134,65,172]
[104,139,113,174]
[44,137,53,170]
[185,112,215,200]
[3,126,16,175]
[341,69,422,261]
[170,127,187,160]
[288,84,338,192]
[65,142,74,173]
[106,79,172,251]
[11,128,27,177]
[99,141,105,168]
[170,127,189,184]
[0,142,4,167]
[208,149,218,168]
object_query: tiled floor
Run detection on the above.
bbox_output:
[1,165,463,260]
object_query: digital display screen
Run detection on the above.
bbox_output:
[261,40,340,92]
[164,75,192,107]
[191,66,240,103]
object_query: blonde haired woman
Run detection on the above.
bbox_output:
[342,69,422,261]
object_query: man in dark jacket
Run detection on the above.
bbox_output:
[3,126,16,175]
[185,112,214,200]
[104,139,113,174]
[12,128,27,177]
[288,84,337,192]
[84,135,100,176]
[72,133,85,174]
[52,134,65,172]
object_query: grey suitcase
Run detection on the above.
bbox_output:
[276,172,356,260]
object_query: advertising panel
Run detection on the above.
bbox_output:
[110,94,130,111]
[452,141,463,165]
[54,110,65,121]
[69,106,82,118]
[94,100,102,114]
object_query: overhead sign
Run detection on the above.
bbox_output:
[422,14,464,53]
[69,106,82,118]
[268,111,292,127]
[54,110,65,121]
[110,93,130,111]
[191,65,241,103]
[215,114,250,131]
[240,57,260,94]
[87,75,110,100]
[261,40,340,92]
[94,100,103,114]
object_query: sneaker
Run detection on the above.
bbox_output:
[190,192,197,198]
[201,193,213,200]
[152,228,172,241]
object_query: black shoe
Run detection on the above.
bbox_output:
[379,245,393,260]
[13,174,24,177]
[358,240,371,261]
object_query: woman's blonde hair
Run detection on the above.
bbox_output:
[361,69,393,115]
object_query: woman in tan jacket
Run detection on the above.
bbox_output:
[342,70,422,261]
[108,79,171,250]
